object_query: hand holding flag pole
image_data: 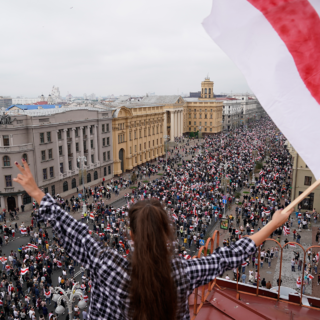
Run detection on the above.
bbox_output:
[281,179,320,215]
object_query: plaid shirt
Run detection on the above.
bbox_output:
[39,194,256,320]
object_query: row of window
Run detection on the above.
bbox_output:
[40,132,51,144]
[129,126,162,140]
[189,127,214,132]
[41,149,53,161]
[43,167,54,180]
[189,109,213,113]
[3,154,28,167]
[189,122,213,126]
[54,124,110,141]
[129,139,161,154]
[189,114,213,119]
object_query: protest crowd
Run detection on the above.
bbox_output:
[0,117,318,319]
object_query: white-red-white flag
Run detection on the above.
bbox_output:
[203,0,320,179]
[21,267,29,275]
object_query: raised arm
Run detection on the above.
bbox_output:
[13,159,103,270]
[185,207,293,291]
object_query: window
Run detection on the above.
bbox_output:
[189,114,191,119]
[67,144,71,155]
[72,178,76,189]
[299,191,314,210]
[104,167,106,176]
[107,137,110,145]
[210,128,212,132]
[91,140,93,148]
[210,122,212,126]
[50,166,54,178]
[94,171,98,180]
[189,121,191,125]
[87,173,91,183]
[103,152,106,161]
[194,109,196,112]
[44,187,48,194]
[194,114,196,119]
[51,185,55,195]
[108,165,111,175]
[129,132,132,140]
[144,142,146,149]
[210,114,212,119]
[40,133,44,144]
[43,168,47,180]
[103,138,105,147]
[58,130,62,140]
[130,147,132,154]
[139,144,141,151]
[194,121,196,125]
[59,146,62,156]
[205,114,207,119]
[135,145,137,152]
[84,141,86,151]
[91,154,94,163]
[75,128,79,137]
[90,126,93,134]
[205,122,207,126]
[3,156,10,167]
[148,141,150,148]
[304,176,312,186]
[200,122,202,125]
[69,160,72,170]
[5,175,12,187]
[76,143,79,152]
[22,154,28,163]
[48,149,53,159]
[47,132,51,143]
[189,127,191,131]
[63,181,68,192]
[134,131,136,139]
[41,150,46,161]
[23,193,31,205]
[102,124,105,132]
[60,163,63,173]
[67,130,70,138]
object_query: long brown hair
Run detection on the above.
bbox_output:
[129,199,177,320]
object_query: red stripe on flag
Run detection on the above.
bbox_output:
[247,0,320,104]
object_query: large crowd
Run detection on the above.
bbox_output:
[0,117,318,319]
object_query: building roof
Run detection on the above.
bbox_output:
[6,104,61,111]
[140,95,181,105]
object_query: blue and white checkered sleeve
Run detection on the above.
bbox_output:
[38,193,103,270]
[184,237,256,291]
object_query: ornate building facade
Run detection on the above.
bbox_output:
[0,106,113,211]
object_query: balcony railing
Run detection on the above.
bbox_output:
[190,231,320,320]
[0,143,33,153]
[4,187,14,193]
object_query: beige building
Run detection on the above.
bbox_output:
[288,142,320,211]
[109,77,224,175]
[184,77,223,135]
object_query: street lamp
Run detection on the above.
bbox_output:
[78,156,87,214]
[163,135,170,172]
[52,282,87,318]
[223,162,229,218]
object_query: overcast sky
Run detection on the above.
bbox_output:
[0,0,252,98]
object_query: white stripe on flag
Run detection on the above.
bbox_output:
[203,0,320,179]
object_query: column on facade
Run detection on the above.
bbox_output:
[170,111,174,142]
[93,125,98,163]
[180,110,184,136]
[71,128,77,170]
[79,127,84,158]
[163,111,167,137]
[63,129,69,173]
[174,111,179,137]
[0,197,4,209]
[178,111,181,136]
[56,130,60,165]
[87,125,92,166]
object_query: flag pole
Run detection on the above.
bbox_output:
[282,179,320,214]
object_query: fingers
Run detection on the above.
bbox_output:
[14,161,25,174]
[21,158,30,173]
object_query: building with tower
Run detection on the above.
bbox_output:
[184,77,223,135]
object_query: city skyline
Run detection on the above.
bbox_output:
[1,0,252,97]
